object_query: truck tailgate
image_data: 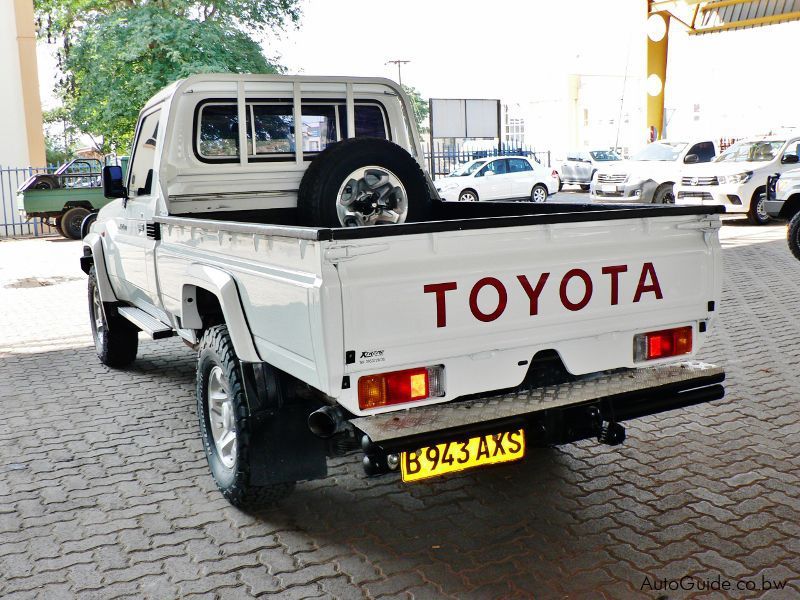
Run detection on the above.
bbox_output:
[332,212,721,413]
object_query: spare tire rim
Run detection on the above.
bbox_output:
[207,365,237,469]
[336,166,408,226]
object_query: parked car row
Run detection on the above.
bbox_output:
[582,133,800,226]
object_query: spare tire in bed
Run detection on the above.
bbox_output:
[297,137,432,227]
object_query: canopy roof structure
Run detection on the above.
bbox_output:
[646,0,800,139]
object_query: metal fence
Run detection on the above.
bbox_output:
[0,166,59,238]
[424,143,551,179]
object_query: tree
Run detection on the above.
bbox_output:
[42,106,81,164]
[35,0,301,152]
[402,85,429,134]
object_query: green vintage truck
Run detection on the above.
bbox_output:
[19,157,128,239]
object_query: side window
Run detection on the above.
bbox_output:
[338,104,388,139]
[129,109,161,196]
[783,142,800,160]
[689,141,715,162]
[252,104,294,154]
[477,159,508,177]
[508,158,533,173]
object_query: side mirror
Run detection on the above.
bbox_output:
[102,165,127,199]
[684,154,699,164]
[781,154,799,164]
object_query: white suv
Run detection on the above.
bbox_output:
[674,135,800,225]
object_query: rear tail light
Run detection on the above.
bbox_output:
[551,169,559,178]
[358,366,445,410]
[634,326,692,362]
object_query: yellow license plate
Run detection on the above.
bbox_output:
[400,429,525,482]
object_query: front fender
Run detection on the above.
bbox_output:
[81,233,118,302]
[181,264,260,362]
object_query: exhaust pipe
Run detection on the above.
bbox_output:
[308,405,348,438]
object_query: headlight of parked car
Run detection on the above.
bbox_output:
[775,177,797,197]
[719,171,753,185]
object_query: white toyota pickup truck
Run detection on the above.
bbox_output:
[81,74,725,507]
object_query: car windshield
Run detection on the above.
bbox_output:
[589,150,621,161]
[449,160,486,177]
[632,142,687,161]
[715,140,785,163]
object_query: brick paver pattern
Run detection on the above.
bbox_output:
[0,220,799,599]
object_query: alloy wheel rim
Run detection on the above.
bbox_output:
[207,365,237,469]
[533,187,546,202]
[336,166,408,226]
[757,196,768,221]
[92,284,105,353]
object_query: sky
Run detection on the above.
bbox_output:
[37,0,800,146]
[264,0,646,100]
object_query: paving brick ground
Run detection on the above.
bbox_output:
[1,218,799,599]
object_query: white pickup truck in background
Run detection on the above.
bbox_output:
[676,135,800,225]
[81,74,725,508]
[590,139,718,204]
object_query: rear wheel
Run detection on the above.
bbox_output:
[197,325,295,508]
[458,189,479,202]
[61,207,90,240]
[580,184,590,191]
[54,217,65,237]
[530,184,548,203]
[556,176,563,191]
[747,190,771,225]
[88,267,138,367]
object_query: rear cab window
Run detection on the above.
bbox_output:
[195,99,389,163]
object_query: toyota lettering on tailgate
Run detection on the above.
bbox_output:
[423,262,663,328]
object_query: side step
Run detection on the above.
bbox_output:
[117,306,175,340]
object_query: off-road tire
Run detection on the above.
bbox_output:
[788,212,800,260]
[88,267,138,367]
[653,183,675,204]
[747,189,771,225]
[297,137,431,227]
[62,206,91,240]
[197,325,295,508]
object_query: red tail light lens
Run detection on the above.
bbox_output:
[358,366,444,410]
[634,326,693,362]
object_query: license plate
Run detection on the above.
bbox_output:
[400,429,525,482]
[601,184,618,193]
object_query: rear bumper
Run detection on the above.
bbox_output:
[351,361,724,453]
